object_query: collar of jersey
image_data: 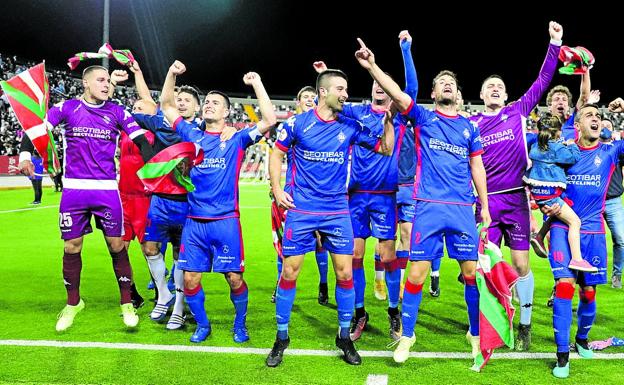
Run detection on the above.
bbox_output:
[314,108,336,123]
[81,98,106,108]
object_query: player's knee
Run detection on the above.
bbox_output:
[224,272,243,289]
[64,239,82,254]
[107,238,125,253]
[142,242,159,256]
[334,268,352,281]
[183,273,201,290]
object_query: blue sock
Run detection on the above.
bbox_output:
[230,281,248,328]
[315,249,329,284]
[336,279,355,339]
[385,260,401,308]
[516,271,534,326]
[463,276,479,336]
[353,258,365,308]
[576,289,596,340]
[184,285,209,328]
[554,282,575,352]
[276,256,283,282]
[401,280,423,337]
[431,257,441,274]
[276,278,297,340]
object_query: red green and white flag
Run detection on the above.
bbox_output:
[471,235,519,372]
[0,62,61,175]
[137,142,204,194]
[558,45,595,75]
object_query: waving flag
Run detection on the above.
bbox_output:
[0,62,61,175]
[471,237,519,372]
[137,142,204,194]
[558,46,595,75]
[67,43,135,70]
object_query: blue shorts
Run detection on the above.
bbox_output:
[144,195,189,246]
[178,217,244,273]
[282,210,354,256]
[396,185,416,223]
[410,200,478,261]
[548,226,608,285]
[349,192,397,240]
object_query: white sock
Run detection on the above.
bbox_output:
[375,270,384,281]
[146,253,173,304]
[172,260,185,316]
[430,270,440,277]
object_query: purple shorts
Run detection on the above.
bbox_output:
[59,188,123,240]
[476,190,530,251]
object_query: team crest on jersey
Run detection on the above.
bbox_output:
[463,129,470,139]
[594,155,602,167]
[501,114,508,122]
[278,128,288,141]
[337,131,346,143]
[219,141,226,151]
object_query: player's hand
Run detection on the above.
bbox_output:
[355,38,375,69]
[398,30,412,49]
[169,60,186,76]
[273,187,295,209]
[608,97,624,113]
[18,160,34,177]
[220,126,237,141]
[313,61,328,73]
[587,90,600,104]
[549,21,563,41]
[540,203,562,217]
[128,60,141,73]
[243,72,261,87]
[110,70,129,85]
[480,207,492,230]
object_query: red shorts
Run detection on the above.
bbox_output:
[121,193,151,243]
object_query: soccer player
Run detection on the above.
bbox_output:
[18,65,154,331]
[160,60,277,343]
[270,85,330,305]
[354,37,490,364]
[468,21,563,350]
[266,68,394,367]
[544,103,624,378]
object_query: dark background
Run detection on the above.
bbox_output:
[0,0,620,103]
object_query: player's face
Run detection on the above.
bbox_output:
[602,119,613,132]
[177,91,200,119]
[549,92,570,118]
[322,77,348,112]
[202,94,229,122]
[575,106,602,142]
[83,69,110,102]
[297,91,316,113]
[480,77,507,109]
[132,99,157,115]
[431,75,457,106]
[371,81,388,103]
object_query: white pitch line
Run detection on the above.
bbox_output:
[0,205,268,214]
[0,205,58,214]
[0,340,623,360]
[366,374,388,385]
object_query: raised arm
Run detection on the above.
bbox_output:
[242,72,277,134]
[377,108,395,156]
[355,38,412,112]
[108,70,129,99]
[160,60,185,125]
[576,70,591,110]
[128,60,152,101]
[399,30,418,100]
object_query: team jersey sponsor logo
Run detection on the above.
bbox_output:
[303,122,316,133]
[481,128,515,147]
[71,126,113,140]
[222,245,230,254]
[302,150,345,164]
[567,174,601,187]
[197,157,227,169]
[428,138,468,158]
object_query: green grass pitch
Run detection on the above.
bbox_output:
[1,185,623,384]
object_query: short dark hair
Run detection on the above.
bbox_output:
[82,65,108,79]
[206,90,231,109]
[296,86,316,101]
[432,70,458,89]
[316,69,348,93]
[575,103,601,123]
[177,85,201,105]
[481,74,504,89]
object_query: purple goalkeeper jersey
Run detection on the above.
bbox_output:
[276,109,381,214]
[341,103,407,193]
[469,42,561,194]
[552,141,624,233]
[48,99,144,188]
